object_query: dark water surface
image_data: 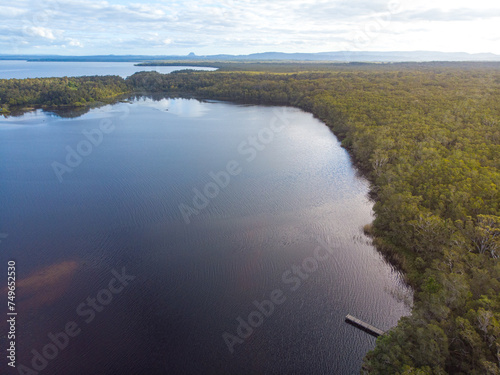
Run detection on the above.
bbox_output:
[0,98,411,374]
[0,60,216,79]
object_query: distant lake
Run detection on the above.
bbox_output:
[0,60,216,79]
[0,98,411,374]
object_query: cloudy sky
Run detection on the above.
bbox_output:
[2,0,500,55]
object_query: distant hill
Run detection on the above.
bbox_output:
[1,51,500,62]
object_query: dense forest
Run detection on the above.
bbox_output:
[0,75,128,113]
[1,63,499,374]
[136,60,500,72]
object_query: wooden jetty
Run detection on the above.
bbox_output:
[345,314,385,337]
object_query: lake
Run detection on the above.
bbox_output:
[0,97,411,374]
[0,60,216,79]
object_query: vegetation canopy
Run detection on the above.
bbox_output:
[1,61,499,374]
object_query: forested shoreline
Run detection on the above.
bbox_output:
[1,64,499,374]
[0,75,128,114]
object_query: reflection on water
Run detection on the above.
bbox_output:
[13,260,79,310]
[0,98,411,375]
[131,97,211,117]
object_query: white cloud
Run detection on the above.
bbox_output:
[395,7,500,21]
[68,38,84,47]
[24,26,57,40]
[1,0,499,55]
[0,5,29,17]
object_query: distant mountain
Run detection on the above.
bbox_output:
[238,51,500,62]
[1,51,499,62]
